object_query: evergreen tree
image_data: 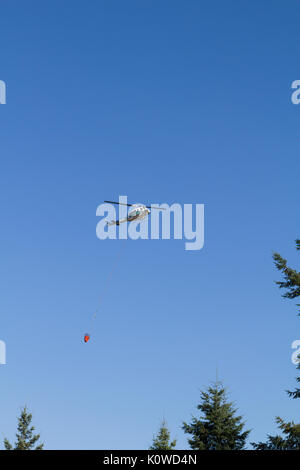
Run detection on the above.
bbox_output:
[149,420,177,450]
[273,239,300,399]
[252,418,300,450]
[273,239,300,310]
[252,240,300,450]
[4,406,43,450]
[288,361,300,400]
[182,382,250,450]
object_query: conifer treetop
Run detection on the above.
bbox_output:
[4,406,43,450]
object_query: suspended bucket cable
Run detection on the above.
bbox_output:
[84,241,127,342]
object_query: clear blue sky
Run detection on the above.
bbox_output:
[0,0,299,449]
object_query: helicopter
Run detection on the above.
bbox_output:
[104,200,165,226]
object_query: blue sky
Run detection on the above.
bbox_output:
[0,0,300,449]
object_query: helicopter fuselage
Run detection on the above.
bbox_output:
[127,205,150,222]
[107,204,150,226]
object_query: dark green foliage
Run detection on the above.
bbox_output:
[3,438,12,450]
[182,383,250,450]
[252,240,300,450]
[4,406,43,450]
[149,420,177,450]
[273,239,300,399]
[287,359,300,400]
[252,418,300,450]
[273,239,300,310]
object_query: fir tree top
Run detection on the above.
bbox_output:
[4,406,43,450]
[150,420,177,450]
[182,382,250,450]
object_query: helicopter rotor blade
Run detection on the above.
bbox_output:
[104,201,166,210]
[145,205,166,210]
[104,200,133,207]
